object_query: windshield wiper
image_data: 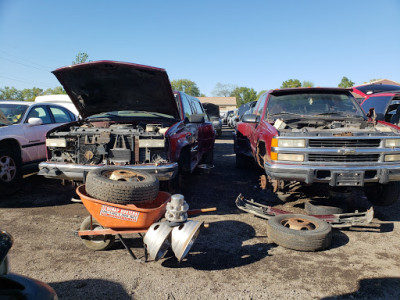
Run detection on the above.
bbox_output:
[269,112,302,117]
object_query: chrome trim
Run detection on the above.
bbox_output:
[38,161,178,181]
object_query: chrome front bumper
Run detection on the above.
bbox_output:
[38,161,179,182]
[264,162,400,186]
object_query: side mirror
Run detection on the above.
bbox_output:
[188,114,205,123]
[242,114,258,123]
[28,117,43,126]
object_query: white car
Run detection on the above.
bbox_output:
[35,94,79,116]
[0,100,77,192]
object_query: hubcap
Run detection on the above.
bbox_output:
[280,217,318,231]
[103,170,145,182]
[0,155,17,182]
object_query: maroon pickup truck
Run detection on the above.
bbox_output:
[234,87,400,206]
[38,61,215,185]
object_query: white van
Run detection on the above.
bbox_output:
[35,94,79,116]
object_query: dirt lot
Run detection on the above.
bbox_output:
[1,127,400,299]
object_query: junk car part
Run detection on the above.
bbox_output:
[235,194,373,229]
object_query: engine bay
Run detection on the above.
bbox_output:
[47,121,171,165]
[274,117,397,135]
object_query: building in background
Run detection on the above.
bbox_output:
[198,97,236,113]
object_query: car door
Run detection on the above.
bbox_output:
[249,94,267,155]
[22,105,73,162]
[192,99,214,159]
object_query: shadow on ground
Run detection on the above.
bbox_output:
[161,220,275,270]
[322,277,400,300]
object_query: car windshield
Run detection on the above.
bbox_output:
[266,93,364,119]
[0,104,28,125]
[87,110,176,120]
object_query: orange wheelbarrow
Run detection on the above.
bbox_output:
[75,185,171,261]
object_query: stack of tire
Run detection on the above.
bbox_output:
[85,166,159,205]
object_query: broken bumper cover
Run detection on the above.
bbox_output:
[264,162,400,186]
[235,194,374,228]
[38,161,179,182]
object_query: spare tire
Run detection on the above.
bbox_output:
[86,167,159,204]
[267,214,332,251]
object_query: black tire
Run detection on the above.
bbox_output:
[79,216,115,251]
[235,153,250,168]
[305,199,347,215]
[267,214,332,251]
[364,182,400,206]
[0,149,22,194]
[85,167,159,204]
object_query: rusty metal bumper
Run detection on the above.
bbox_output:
[235,194,374,228]
[38,161,178,182]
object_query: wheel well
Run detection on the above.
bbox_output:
[256,141,267,168]
[178,145,191,173]
[0,139,21,155]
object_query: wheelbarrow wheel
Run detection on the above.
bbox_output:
[86,167,159,204]
[79,216,115,251]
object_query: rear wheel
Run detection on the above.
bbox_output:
[79,216,115,251]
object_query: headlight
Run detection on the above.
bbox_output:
[272,138,306,148]
[271,153,304,162]
[385,139,400,148]
[385,154,400,162]
[277,153,305,162]
[46,138,67,147]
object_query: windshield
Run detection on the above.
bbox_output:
[0,104,28,125]
[87,110,176,120]
[266,93,364,119]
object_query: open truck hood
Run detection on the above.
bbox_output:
[52,60,180,119]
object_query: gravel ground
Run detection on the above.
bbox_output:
[1,126,400,299]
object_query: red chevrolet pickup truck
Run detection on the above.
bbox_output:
[234,87,400,206]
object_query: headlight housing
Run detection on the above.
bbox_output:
[385,154,400,162]
[272,138,306,148]
[46,138,67,148]
[276,153,305,162]
[385,139,400,148]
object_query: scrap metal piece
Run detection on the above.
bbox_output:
[235,193,374,228]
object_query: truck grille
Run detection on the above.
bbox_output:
[309,139,381,148]
[308,154,380,162]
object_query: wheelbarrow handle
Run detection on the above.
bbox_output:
[187,207,217,216]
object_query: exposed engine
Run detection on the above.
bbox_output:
[274,118,397,135]
[47,122,171,165]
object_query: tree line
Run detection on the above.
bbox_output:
[0,51,375,106]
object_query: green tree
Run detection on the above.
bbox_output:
[256,90,268,100]
[72,52,89,65]
[338,76,354,88]
[302,81,314,88]
[21,87,43,101]
[0,86,23,100]
[42,86,66,95]
[211,82,237,97]
[281,79,302,88]
[230,87,257,107]
[170,79,200,96]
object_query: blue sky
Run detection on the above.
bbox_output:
[1,0,399,96]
